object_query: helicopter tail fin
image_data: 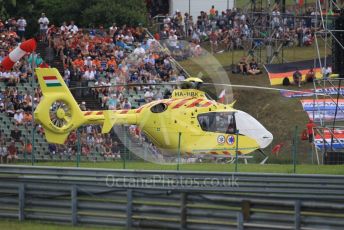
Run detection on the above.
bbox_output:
[102,110,138,134]
[34,68,86,144]
[228,100,236,107]
[102,111,117,134]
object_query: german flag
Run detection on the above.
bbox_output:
[264,58,328,85]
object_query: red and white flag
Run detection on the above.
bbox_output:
[272,143,284,155]
[1,38,36,70]
[217,89,226,103]
[297,0,303,7]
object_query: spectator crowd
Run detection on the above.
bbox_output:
[159,4,321,52]
[0,17,39,163]
[155,4,322,75]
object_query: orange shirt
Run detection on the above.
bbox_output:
[88,42,95,51]
[93,36,102,44]
[23,113,32,122]
[93,59,101,68]
[103,37,111,43]
[107,59,117,69]
[25,143,32,153]
[73,58,84,68]
[8,31,17,37]
[152,53,159,60]
[71,38,79,49]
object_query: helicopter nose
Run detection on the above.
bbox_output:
[257,132,273,149]
[235,110,273,149]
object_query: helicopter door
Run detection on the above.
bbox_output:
[235,110,273,149]
[198,112,236,134]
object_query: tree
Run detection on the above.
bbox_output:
[82,0,147,27]
[0,0,16,19]
[0,0,147,36]
[1,0,36,19]
[35,0,147,27]
[35,0,95,26]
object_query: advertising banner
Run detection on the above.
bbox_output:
[314,129,344,150]
[301,99,344,121]
[281,87,344,98]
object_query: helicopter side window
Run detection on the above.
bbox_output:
[150,103,168,113]
[198,112,236,134]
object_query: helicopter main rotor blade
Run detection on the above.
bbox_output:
[201,83,332,97]
[68,81,332,98]
[68,82,180,91]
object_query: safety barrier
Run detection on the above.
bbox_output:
[0,165,343,229]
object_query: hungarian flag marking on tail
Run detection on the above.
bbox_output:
[43,76,62,87]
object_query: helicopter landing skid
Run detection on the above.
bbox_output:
[199,154,253,164]
[257,149,269,164]
[202,150,268,165]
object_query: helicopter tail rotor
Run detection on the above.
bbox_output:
[34,68,86,144]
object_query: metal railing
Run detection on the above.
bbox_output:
[0,166,344,229]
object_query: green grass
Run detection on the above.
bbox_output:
[0,219,122,230]
[16,161,344,174]
[182,42,326,77]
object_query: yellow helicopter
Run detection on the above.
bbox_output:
[34,68,273,157]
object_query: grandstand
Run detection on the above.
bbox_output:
[0,76,49,161]
[0,24,181,162]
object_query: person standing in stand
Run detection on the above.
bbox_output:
[7,140,18,164]
[17,16,27,40]
[38,13,49,42]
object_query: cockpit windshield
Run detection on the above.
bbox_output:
[198,112,236,134]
